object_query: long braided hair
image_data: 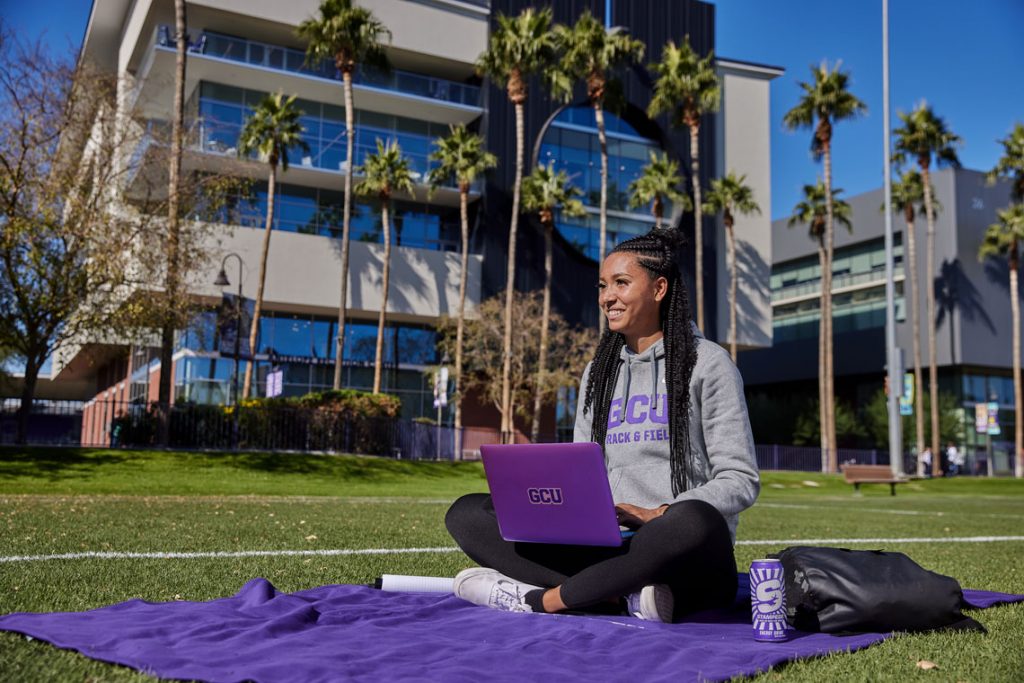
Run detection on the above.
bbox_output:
[582,227,699,496]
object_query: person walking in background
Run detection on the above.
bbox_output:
[947,442,964,476]
[918,447,933,477]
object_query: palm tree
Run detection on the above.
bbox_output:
[521,162,586,442]
[298,0,390,390]
[428,124,497,458]
[979,206,1024,478]
[987,123,1024,200]
[157,0,188,444]
[985,121,1024,478]
[788,181,853,473]
[783,61,866,467]
[237,93,308,399]
[477,7,555,443]
[647,36,720,334]
[893,101,962,475]
[885,169,929,470]
[550,10,643,334]
[703,172,761,362]
[355,139,415,394]
[628,151,690,229]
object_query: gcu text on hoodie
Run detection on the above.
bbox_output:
[573,332,759,542]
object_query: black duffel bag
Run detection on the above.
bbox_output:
[770,546,984,634]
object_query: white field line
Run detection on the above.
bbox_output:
[3,536,1024,563]
[0,547,460,564]
[757,502,1024,519]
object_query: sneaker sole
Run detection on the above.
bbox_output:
[640,584,674,623]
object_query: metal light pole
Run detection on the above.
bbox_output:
[882,0,904,475]
[215,253,244,448]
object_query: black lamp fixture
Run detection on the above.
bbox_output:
[214,267,230,287]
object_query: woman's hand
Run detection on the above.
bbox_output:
[615,503,668,527]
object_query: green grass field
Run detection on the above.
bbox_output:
[1,447,1022,682]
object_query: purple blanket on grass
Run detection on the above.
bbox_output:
[0,578,1020,683]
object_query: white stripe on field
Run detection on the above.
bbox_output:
[757,502,1024,520]
[736,536,1024,546]
[3,536,1024,563]
[0,547,461,564]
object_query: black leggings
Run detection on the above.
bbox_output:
[445,494,738,618]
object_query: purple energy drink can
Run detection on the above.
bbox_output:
[750,558,788,641]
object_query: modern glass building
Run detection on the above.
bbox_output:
[740,168,1019,472]
[46,0,779,440]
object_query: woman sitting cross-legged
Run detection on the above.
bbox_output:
[445,227,760,622]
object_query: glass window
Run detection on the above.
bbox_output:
[201,82,244,104]
[312,319,335,359]
[963,374,986,404]
[395,327,437,365]
[266,315,313,357]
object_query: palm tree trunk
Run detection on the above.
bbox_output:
[727,218,737,362]
[500,101,525,443]
[823,144,837,470]
[454,188,469,460]
[905,214,926,472]
[922,166,941,475]
[817,239,828,472]
[653,197,664,230]
[158,0,187,442]
[373,200,392,394]
[242,166,276,399]
[1009,241,1022,478]
[531,220,554,442]
[690,126,705,333]
[333,70,356,390]
[594,101,609,336]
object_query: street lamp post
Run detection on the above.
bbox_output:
[882,0,904,475]
[215,253,244,448]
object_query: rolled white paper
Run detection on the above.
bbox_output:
[377,574,456,593]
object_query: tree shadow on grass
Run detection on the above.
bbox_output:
[194,450,484,481]
[0,447,131,482]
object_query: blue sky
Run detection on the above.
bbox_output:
[3,0,1022,219]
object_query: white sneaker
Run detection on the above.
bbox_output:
[626,584,674,622]
[453,567,542,613]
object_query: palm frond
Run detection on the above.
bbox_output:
[237,92,308,172]
[476,8,555,87]
[647,36,719,128]
[892,101,962,171]
[297,0,391,73]
[522,162,585,218]
[628,151,690,213]
[355,138,416,201]
[704,172,761,218]
[979,204,1024,260]
[427,124,497,192]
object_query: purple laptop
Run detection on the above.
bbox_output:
[480,442,624,547]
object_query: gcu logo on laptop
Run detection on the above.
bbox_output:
[527,487,563,505]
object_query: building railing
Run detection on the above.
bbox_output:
[155,27,482,108]
[772,264,905,304]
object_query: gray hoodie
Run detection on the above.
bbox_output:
[573,330,760,542]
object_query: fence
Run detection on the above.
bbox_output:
[1,399,927,472]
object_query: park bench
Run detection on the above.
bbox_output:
[841,464,909,496]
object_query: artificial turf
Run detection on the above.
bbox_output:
[1,446,1022,682]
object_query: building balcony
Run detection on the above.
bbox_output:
[771,265,905,306]
[124,119,477,210]
[131,27,483,127]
